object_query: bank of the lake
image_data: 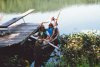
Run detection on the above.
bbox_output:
[0,0,100,13]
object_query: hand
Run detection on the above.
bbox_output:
[49,37,53,41]
[46,36,50,39]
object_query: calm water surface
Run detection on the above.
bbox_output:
[0,5,100,34]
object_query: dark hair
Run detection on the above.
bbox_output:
[51,17,55,21]
[49,23,54,28]
[39,25,46,31]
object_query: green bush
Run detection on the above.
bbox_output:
[59,32,100,67]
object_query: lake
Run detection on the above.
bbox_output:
[0,4,100,35]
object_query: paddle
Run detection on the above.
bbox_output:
[56,10,61,23]
[30,35,59,50]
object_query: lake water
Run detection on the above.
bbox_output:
[0,4,100,35]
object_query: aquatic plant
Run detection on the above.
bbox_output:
[59,31,100,67]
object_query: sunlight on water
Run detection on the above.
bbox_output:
[0,5,100,35]
[59,5,100,34]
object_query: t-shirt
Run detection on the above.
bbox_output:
[38,31,47,39]
[47,27,54,36]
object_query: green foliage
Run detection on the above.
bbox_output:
[2,55,30,67]
[60,32,100,67]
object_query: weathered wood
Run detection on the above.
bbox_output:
[0,23,39,47]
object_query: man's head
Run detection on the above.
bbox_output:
[51,17,55,21]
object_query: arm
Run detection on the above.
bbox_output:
[51,27,59,39]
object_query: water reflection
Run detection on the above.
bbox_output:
[0,5,100,34]
[0,0,67,13]
[0,0,100,13]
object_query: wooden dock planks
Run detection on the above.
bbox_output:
[0,23,39,47]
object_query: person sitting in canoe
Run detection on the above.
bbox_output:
[46,17,59,46]
[29,22,47,44]
[51,17,59,38]
[38,25,47,39]
[46,23,54,38]
[34,23,47,40]
[47,17,58,37]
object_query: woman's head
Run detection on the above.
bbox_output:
[49,23,54,28]
[39,25,45,31]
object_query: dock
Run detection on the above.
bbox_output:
[0,9,39,47]
[0,23,39,47]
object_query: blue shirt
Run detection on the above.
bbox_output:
[47,27,53,36]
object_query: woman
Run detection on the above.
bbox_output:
[47,23,54,37]
[47,17,59,46]
[38,24,47,39]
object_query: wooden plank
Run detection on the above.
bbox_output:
[0,9,35,36]
[0,23,39,47]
